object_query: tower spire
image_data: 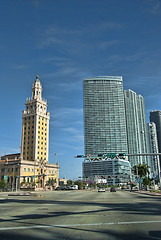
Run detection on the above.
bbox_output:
[32,75,42,100]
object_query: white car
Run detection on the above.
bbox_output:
[98,188,106,192]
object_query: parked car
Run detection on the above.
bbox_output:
[98,187,106,192]
[70,185,78,190]
[110,187,116,192]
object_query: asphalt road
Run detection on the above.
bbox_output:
[0,189,161,240]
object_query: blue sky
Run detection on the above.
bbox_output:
[0,0,161,179]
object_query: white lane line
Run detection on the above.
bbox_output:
[0,220,161,231]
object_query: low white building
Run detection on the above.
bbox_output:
[83,158,131,185]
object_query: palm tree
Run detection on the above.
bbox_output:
[133,164,150,190]
[133,163,150,178]
[143,177,152,190]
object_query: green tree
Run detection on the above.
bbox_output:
[0,180,7,191]
[97,184,107,188]
[74,180,82,189]
[133,164,150,178]
[133,164,150,190]
[82,182,87,189]
[90,182,96,189]
[143,177,152,190]
[67,179,73,186]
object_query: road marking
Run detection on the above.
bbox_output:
[0,220,161,231]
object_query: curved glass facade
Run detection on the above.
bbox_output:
[83,76,128,156]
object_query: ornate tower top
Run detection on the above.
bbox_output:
[32,75,42,100]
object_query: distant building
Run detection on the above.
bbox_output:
[147,122,160,181]
[59,178,67,185]
[150,110,161,167]
[1,153,20,161]
[0,76,59,190]
[0,154,21,191]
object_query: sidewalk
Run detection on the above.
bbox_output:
[132,190,161,197]
[0,191,39,198]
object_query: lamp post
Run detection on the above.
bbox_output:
[11,161,16,192]
[15,163,20,192]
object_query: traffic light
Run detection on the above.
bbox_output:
[118,153,126,157]
[118,153,126,159]
[77,155,84,158]
[98,154,105,157]
[115,176,117,178]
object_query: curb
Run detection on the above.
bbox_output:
[132,190,161,197]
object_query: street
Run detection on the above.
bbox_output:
[0,189,161,239]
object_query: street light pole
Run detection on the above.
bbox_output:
[15,163,20,192]
[12,165,15,192]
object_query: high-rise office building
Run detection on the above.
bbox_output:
[150,110,161,167]
[124,90,150,168]
[83,76,128,156]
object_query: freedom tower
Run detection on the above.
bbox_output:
[83,76,128,157]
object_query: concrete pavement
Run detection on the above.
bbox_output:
[0,190,161,239]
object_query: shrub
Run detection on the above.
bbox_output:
[0,180,7,190]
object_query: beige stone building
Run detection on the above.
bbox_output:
[59,178,67,186]
[0,76,59,191]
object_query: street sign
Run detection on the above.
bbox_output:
[4,175,8,180]
[107,153,116,158]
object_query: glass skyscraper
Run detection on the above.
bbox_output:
[124,90,150,168]
[147,122,160,180]
[83,76,128,156]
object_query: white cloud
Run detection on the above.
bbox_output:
[59,127,84,143]
[43,57,70,63]
[0,147,20,156]
[37,25,82,48]
[99,40,119,49]
[51,107,83,118]
[107,50,146,63]
[30,0,43,8]
[11,65,29,69]
[99,22,124,30]
[61,127,84,140]
[50,134,84,152]
[42,63,81,79]
[145,0,161,14]
[37,21,123,52]
[58,80,82,91]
